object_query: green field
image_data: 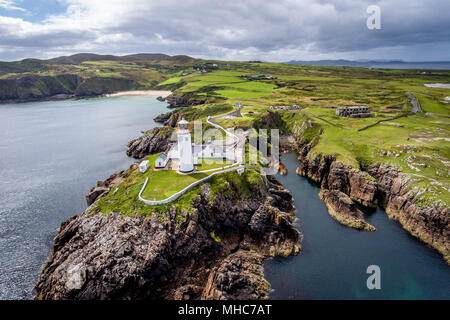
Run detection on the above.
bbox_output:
[142,170,209,200]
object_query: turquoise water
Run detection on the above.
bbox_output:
[0,96,170,299]
[264,152,450,299]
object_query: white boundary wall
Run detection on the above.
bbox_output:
[138,165,256,206]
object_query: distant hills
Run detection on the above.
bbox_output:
[287,59,450,70]
[0,53,197,103]
[0,53,196,75]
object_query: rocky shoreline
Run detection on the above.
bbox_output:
[35,125,301,299]
[35,171,301,300]
[288,139,449,263]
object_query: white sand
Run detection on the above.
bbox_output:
[105,90,172,98]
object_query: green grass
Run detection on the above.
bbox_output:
[196,159,234,170]
[215,89,273,99]
[417,94,450,115]
[142,170,209,200]
[158,76,184,85]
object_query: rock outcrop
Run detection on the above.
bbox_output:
[164,94,205,108]
[153,111,183,127]
[35,172,301,300]
[319,189,375,231]
[202,251,269,300]
[126,126,173,158]
[85,170,127,206]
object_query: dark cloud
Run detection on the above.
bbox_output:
[0,0,449,61]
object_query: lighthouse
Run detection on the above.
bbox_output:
[177,118,194,173]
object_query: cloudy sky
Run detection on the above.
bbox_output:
[0,0,449,62]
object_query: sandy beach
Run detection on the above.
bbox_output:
[105,90,172,98]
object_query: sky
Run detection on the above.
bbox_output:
[0,0,449,62]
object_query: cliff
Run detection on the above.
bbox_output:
[34,171,301,300]
[293,141,449,263]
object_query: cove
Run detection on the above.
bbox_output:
[264,152,450,299]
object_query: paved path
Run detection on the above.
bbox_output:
[139,107,249,206]
[407,92,422,113]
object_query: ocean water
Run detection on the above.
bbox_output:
[0,96,169,299]
[264,152,450,299]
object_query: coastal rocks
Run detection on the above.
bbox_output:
[297,154,334,184]
[35,172,301,300]
[279,162,288,175]
[255,111,284,129]
[85,186,110,206]
[368,164,450,263]
[319,189,376,231]
[154,111,182,127]
[165,94,205,108]
[85,171,124,206]
[348,170,378,208]
[126,126,173,158]
[325,162,378,208]
[202,251,269,300]
[268,160,288,175]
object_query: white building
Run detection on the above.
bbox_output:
[177,118,194,172]
[155,153,168,168]
[139,160,150,173]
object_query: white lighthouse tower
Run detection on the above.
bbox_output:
[177,118,194,173]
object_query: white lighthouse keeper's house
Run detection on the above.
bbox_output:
[177,118,194,173]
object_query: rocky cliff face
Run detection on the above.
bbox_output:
[34,172,301,300]
[368,164,449,263]
[126,126,174,158]
[153,111,183,127]
[293,141,449,263]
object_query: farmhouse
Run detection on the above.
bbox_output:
[336,106,373,118]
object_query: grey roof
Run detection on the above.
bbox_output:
[157,153,167,161]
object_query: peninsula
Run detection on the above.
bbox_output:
[9,53,445,299]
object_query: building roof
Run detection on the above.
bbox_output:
[157,153,167,161]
